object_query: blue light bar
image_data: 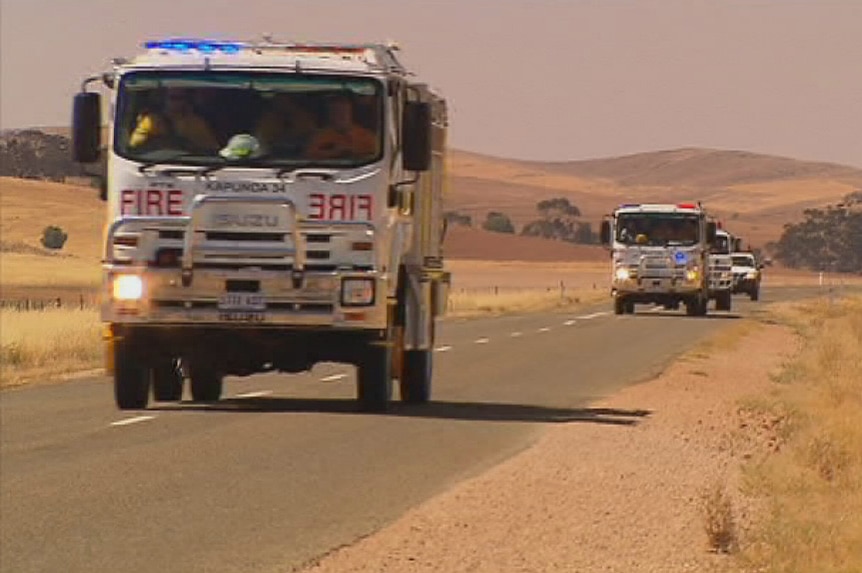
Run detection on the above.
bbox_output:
[144,39,242,54]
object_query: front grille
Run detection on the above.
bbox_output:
[151,300,335,313]
[205,232,286,242]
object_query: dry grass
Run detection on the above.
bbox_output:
[700,479,738,554]
[738,297,862,572]
[1,253,101,288]
[0,307,102,387]
[447,287,607,318]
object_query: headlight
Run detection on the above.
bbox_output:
[341,278,375,306]
[685,269,700,282]
[746,271,758,278]
[615,267,631,281]
[113,275,143,301]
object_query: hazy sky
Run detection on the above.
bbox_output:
[2,0,860,166]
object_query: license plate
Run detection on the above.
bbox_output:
[218,311,265,323]
[218,293,266,311]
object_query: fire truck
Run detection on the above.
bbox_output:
[71,38,451,412]
[707,227,734,311]
[600,202,717,316]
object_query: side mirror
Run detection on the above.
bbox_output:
[600,220,611,245]
[706,221,717,244]
[72,92,101,163]
[402,101,432,172]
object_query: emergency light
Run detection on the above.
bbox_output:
[143,39,243,54]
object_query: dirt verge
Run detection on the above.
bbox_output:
[297,319,798,573]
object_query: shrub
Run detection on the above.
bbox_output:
[40,226,68,250]
[482,211,515,234]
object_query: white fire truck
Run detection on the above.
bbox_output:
[707,227,734,312]
[71,38,451,412]
[600,202,717,316]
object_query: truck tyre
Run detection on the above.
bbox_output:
[686,297,708,317]
[114,338,150,410]
[189,363,223,402]
[716,291,732,312]
[152,358,183,402]
[625,301,635,314]
[400,349,432,404]
[613,296,625,315]
[357,343,393,412]
[750,287,759,301]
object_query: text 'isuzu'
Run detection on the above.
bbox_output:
[600,203,718,316]
[72,38,451,412]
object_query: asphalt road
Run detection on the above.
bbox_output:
[0,286,836,573]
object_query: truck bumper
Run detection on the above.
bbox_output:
[101,265,389,330]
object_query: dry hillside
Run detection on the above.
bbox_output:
[447,148,862,248]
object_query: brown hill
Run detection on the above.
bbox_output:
[444,226,607,263]
[6,125,862,261]
[447,148,862,249]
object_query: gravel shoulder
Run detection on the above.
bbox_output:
[296,320,797,573]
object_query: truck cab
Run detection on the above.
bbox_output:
[71,38,451,412]
[600,203,717,316]
[707,228,734,311]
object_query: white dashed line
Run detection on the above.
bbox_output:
[511,332,523,338]
[110,415,155,427]
[320,373,347,383]
[563,319,576,326]
[538,327,551,333]
[434,345,453,353]
[235,390,273,398]
[475,337,490,344]
[576,312,610,320]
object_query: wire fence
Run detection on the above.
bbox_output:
[0,295,98,312]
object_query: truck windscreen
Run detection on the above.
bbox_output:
[616,213,701,246]
[114,72,383,168]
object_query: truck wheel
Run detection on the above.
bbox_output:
[152,358,183,402]
[400,349,432,404]
[189,363,223,402]
[357,343,393,412]
[716,292,732,312]
[686,297,707,317]
[625,301,635,314]
[750,288,759,301]
[613,297,625,315]
[114,338,150,410]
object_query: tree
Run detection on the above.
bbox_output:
[444,211,472,227]
[520,197,596,244]
[482,211,515,234]
[773,204,862,272]
[41,226,69,250]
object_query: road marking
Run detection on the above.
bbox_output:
[563,319,576,326]
[511,332,523,337]
[538,327,551,333]
[235,390,273,398]
[576,312,609,320]
[320,373,347,383]
[435,345,453,353]
[475,337,490,344]
[110,415,155,427]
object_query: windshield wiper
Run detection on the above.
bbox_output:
[137,153,205,175]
